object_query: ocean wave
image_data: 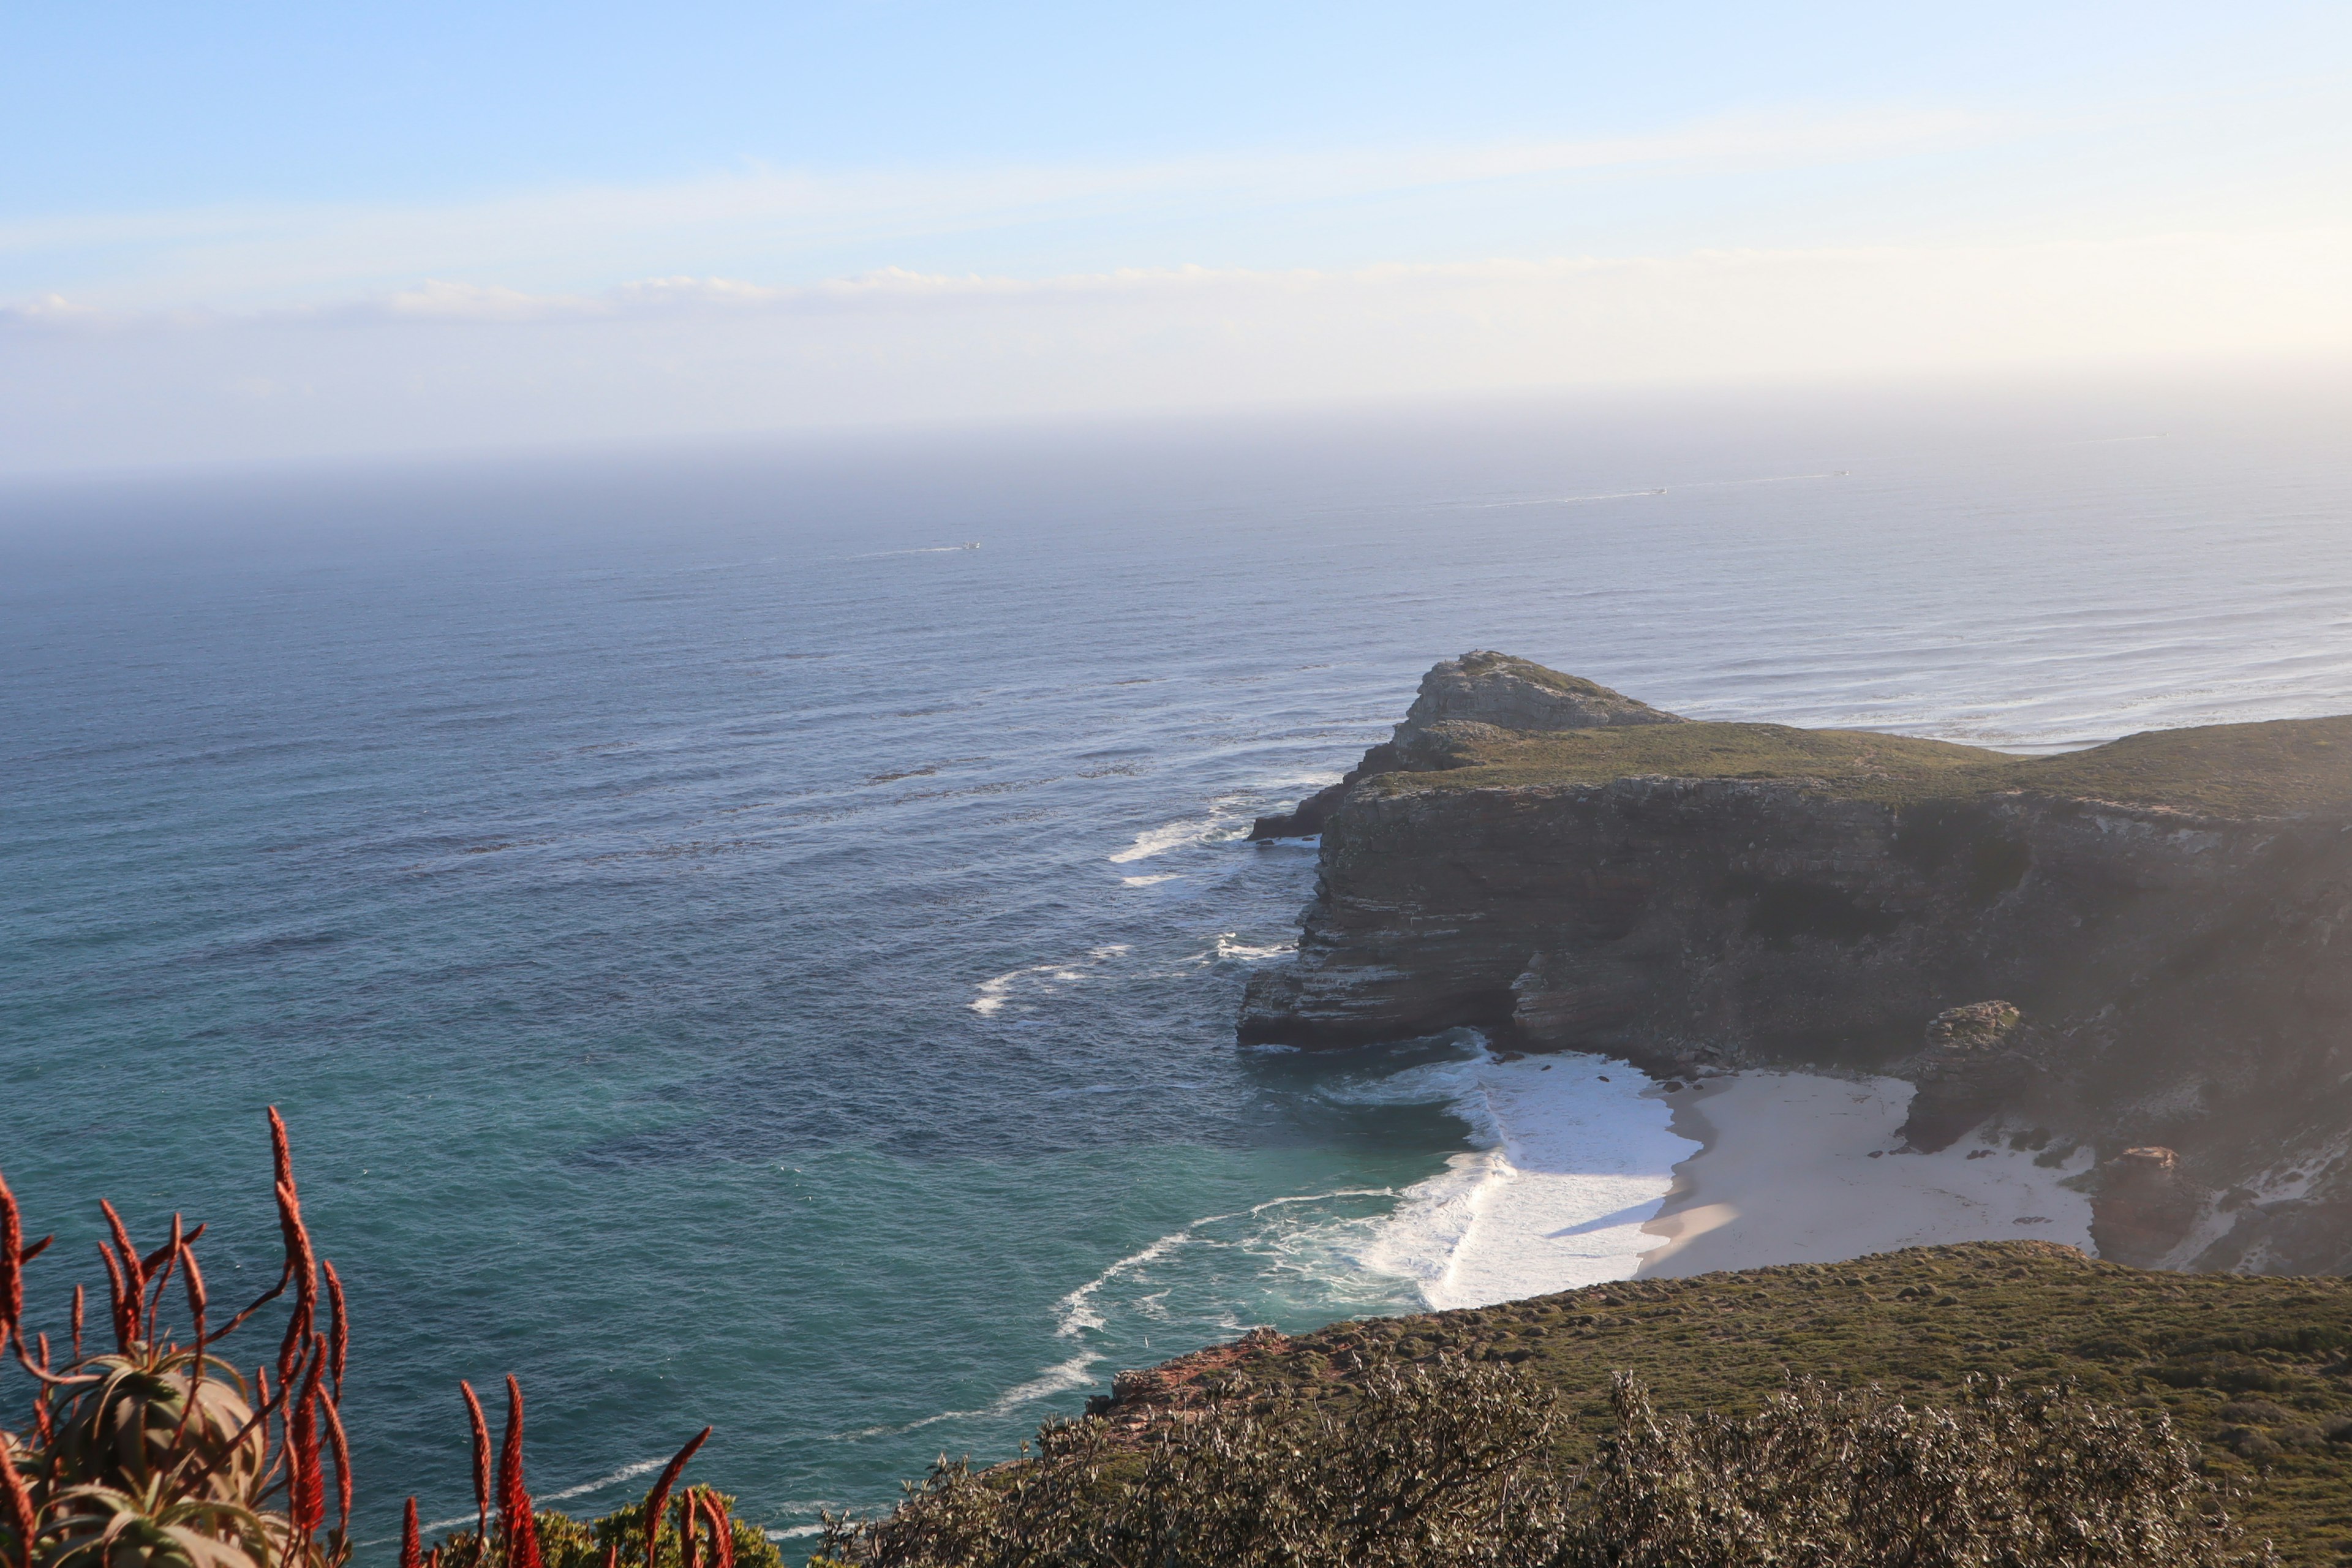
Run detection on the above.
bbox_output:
[1332,1042,1697,1310]
[1107,788,1273,864]
[1109,816,1221,863]
[970,944,1131,1015]
[831,1351,1106,1444]
[407,1455,672,1538]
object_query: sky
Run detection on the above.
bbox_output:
[4,2,2350,473]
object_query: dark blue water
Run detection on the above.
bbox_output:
[6,377,2350,1551]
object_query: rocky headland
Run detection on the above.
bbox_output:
[1243,653,2352,1275]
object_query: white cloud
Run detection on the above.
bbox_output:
[0,107,2015,312]
[5,225,2348,475]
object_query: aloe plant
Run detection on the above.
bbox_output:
[1,1115,743,1568]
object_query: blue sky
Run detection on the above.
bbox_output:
[5,2,2349,470]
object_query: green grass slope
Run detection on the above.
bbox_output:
[1376,714,2352,817]
[1143,1243,2352,1562]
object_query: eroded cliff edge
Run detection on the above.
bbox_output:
[1241,652,2352,1275]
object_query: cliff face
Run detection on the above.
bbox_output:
[1242,655,2352,1275]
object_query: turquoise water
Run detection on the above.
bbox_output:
[5,379,2350,1550]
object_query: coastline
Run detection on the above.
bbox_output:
[1347,1047,1695,1310]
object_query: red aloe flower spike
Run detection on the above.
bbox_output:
[290,1347,327,1537]
[32,1338,53,1442]
[98,1199,145,1303]
[401,1498,423,1568]
[0,1166,21,1355]
[162,1234,213,1466]
[274,1180,318,1389]
[322,1259,349,1396]
[69,1285,83,1362]
[459,1381,493,1558]
[182,1243,209,1347]
[677,1495,699,1568]
[603,1545,617,1568]
[511,1501,545,1568]
[266,1109,318,1387]
[699,1490,733,1568]
[268,1105,295,1194]
[1,1435,38,1568]
[138,1222,201,1277]
[639,1428,710,1568]
[498,1377,541,1568]
[94,1240,134,1352]
[320,1374,355,1534]
[143,1214,183,1344]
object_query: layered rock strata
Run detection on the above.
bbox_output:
[1240,654,2352,1274]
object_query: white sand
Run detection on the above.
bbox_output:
[1637,1071,2094,1277]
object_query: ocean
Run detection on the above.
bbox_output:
[4,372,2350,1550]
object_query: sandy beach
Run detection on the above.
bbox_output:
[1636,1071,2094,1276]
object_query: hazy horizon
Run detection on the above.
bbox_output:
[7,2,2350,476]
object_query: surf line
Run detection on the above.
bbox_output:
[404,1457,671,1539]
[833,1187,1400,1444]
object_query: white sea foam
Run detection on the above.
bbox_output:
[1120,873,1182,887]
[1335,1044,1696,1309]
[1109,816,1220,863]
[406,1456,673,1537]
[970,944,1130,1014]
[837,1189,1403,1448]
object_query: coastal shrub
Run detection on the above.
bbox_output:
[821,1357,2274,1568]
[0,1118,741,1568]
[436,1491,780,1568]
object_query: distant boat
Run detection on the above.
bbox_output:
[962,541,980,550]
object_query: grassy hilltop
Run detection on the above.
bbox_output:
[1102,1242,2352,1562]
[1368,665,2352,818]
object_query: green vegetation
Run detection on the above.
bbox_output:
[824,1332,2270,1566]
[1014,1243,2352,1564]
[442,1498,781,1568]
[1373,714,2352,817]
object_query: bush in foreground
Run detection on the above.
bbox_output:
[823,1356,2274,1568]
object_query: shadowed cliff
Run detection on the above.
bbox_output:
[1242,654,2352,1276]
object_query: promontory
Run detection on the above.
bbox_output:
[1242,652,2352,1275]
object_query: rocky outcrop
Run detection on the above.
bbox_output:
[1240,654,2352,1275]
[1248,652,1681,839]
[1900,1003,2035,1153]
[2092,1147,2202,1266]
